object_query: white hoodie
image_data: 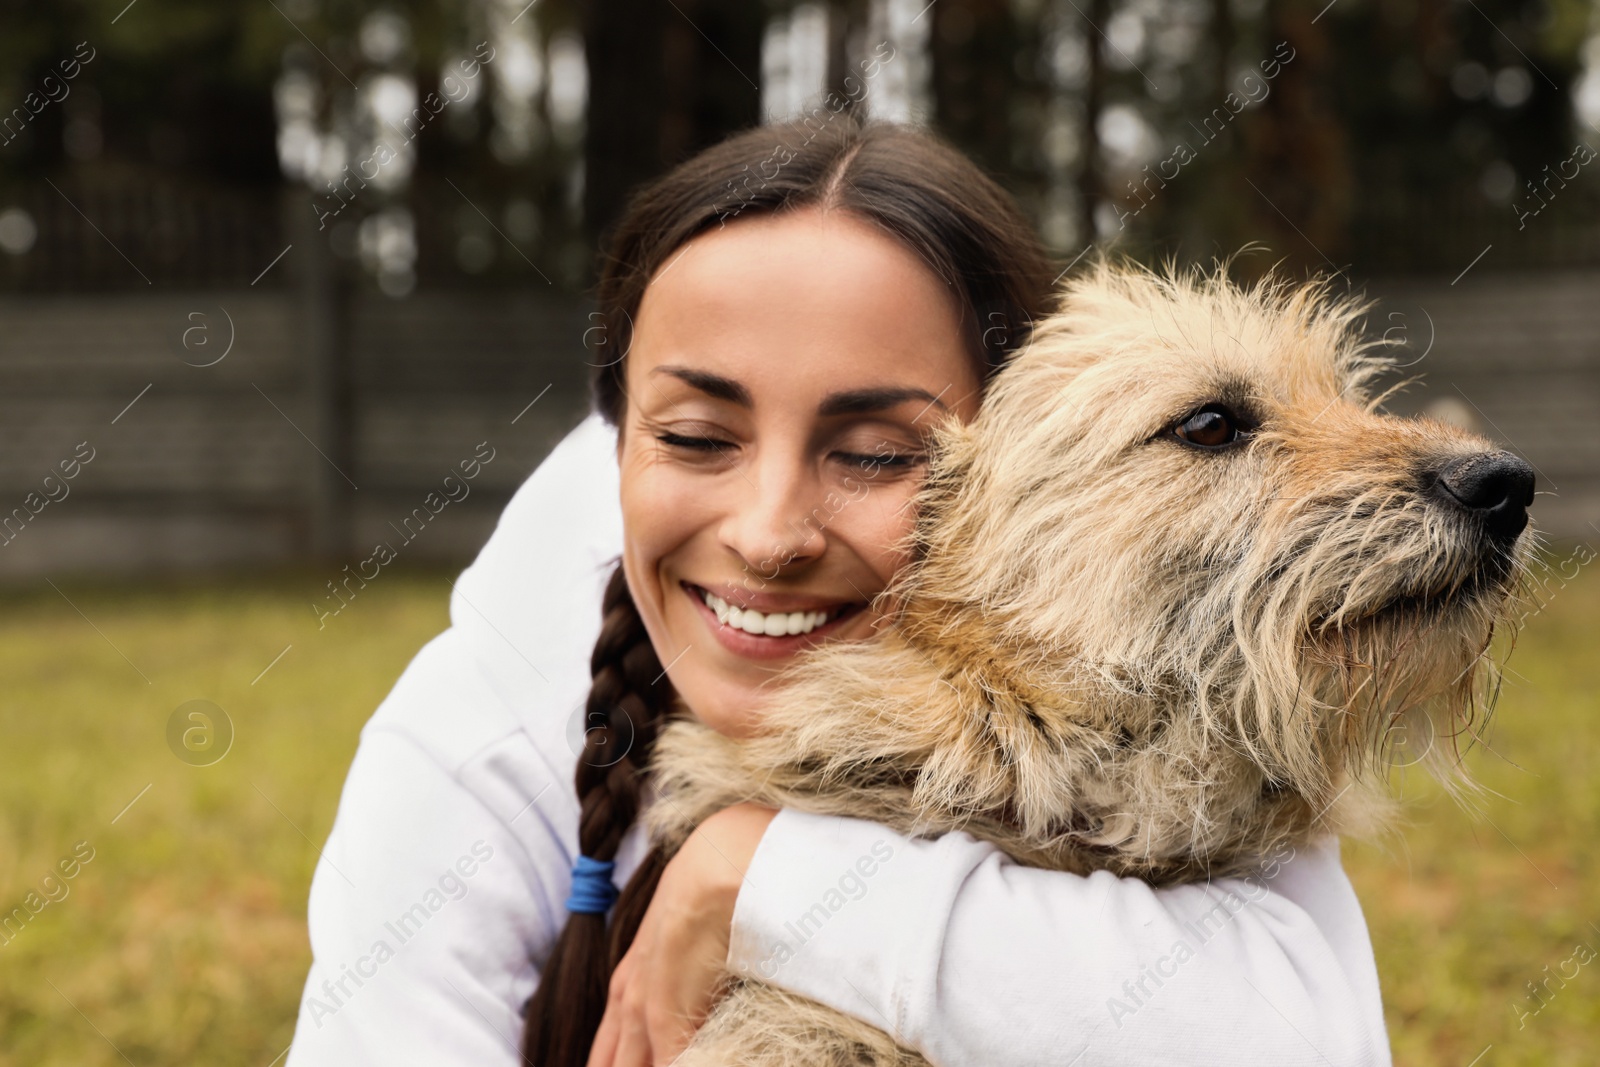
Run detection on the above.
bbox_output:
[284,414,1392,1067]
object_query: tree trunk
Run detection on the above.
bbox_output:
[932,0,1026,181]
[289,188,353,562]
[826,0,871,114]
[1212,0,1233,100]
[583,0,764,249]
[1078,0,1109,241]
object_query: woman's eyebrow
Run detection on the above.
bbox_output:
[652,366,752,405]
[650,368,946,418]
[818,386,947,417]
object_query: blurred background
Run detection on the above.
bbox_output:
[0,0,1595,1064]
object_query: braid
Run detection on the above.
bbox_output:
[521,564,676,1067]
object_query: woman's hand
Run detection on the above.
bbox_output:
[587,803,779,1067]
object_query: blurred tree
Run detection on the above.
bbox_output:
[584,0,764,249]
[1242,1,1353,270]
[1090,0,1592,274]
[0,0,1595,289]
[930,0,1046,189]
[0,0,283,185]
[1078,0,1109,243]
[825,0,871,114]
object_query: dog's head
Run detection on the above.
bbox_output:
[898,261,1534,841]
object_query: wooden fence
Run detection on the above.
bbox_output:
[0,287,593,578]
[0,266,1593,581]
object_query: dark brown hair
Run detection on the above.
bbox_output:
[521,113,1056,1067]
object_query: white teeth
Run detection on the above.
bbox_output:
[699,590,836,636]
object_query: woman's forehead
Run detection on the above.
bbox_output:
[631,209,973,394]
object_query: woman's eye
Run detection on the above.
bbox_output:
[654,432,731,453]
[1172,406,1247,449]
[836,449,923,472]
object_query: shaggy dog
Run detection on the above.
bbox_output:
[643,262,1536,1065]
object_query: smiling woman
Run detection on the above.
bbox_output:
[618,207,982,734]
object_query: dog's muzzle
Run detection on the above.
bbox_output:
[1431,450,1536,543]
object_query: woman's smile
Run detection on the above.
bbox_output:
[682,580,868,660]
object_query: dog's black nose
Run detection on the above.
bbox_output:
[1433,451,1536,541]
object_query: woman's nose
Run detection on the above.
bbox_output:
[718,462,828,574]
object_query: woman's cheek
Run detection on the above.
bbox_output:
[617,447,706,620]
[839,478,921,580]
[619,444,704,537]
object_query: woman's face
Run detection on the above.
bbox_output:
[618,206,982,738]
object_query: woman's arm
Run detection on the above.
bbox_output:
[282,620,629,1067]
[729,809,1391,1067]
[284,414,640,1066]
[596,806,1390,1067]
[284,724,547,1066]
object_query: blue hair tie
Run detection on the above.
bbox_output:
[565,854,619,915]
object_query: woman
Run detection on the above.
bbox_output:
[285,117,1390,1067]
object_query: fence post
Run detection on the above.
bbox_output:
[287,189,354,562]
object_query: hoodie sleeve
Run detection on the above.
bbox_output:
[282,722,550,1067]
[284,414,634,1067]
[727,808,1391,1067]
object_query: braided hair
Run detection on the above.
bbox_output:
[521,112,1057,1066]
[520,565,673,1067]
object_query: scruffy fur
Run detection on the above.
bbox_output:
[644,261,1532,1065]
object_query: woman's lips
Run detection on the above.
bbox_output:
[683,582,866,661]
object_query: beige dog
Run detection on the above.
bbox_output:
[644,261,1535,1065]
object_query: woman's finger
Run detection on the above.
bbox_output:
[645,1004,697,1067]
[609,1009,655,1067]
[639,953,706,1063]
[586,1001,622,1067]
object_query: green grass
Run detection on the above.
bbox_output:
[0,568,453,1067]
[1345,548,1600,1066]
[0,556,1596,1065]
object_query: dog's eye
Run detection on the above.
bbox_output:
[1173,405,1247,449]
